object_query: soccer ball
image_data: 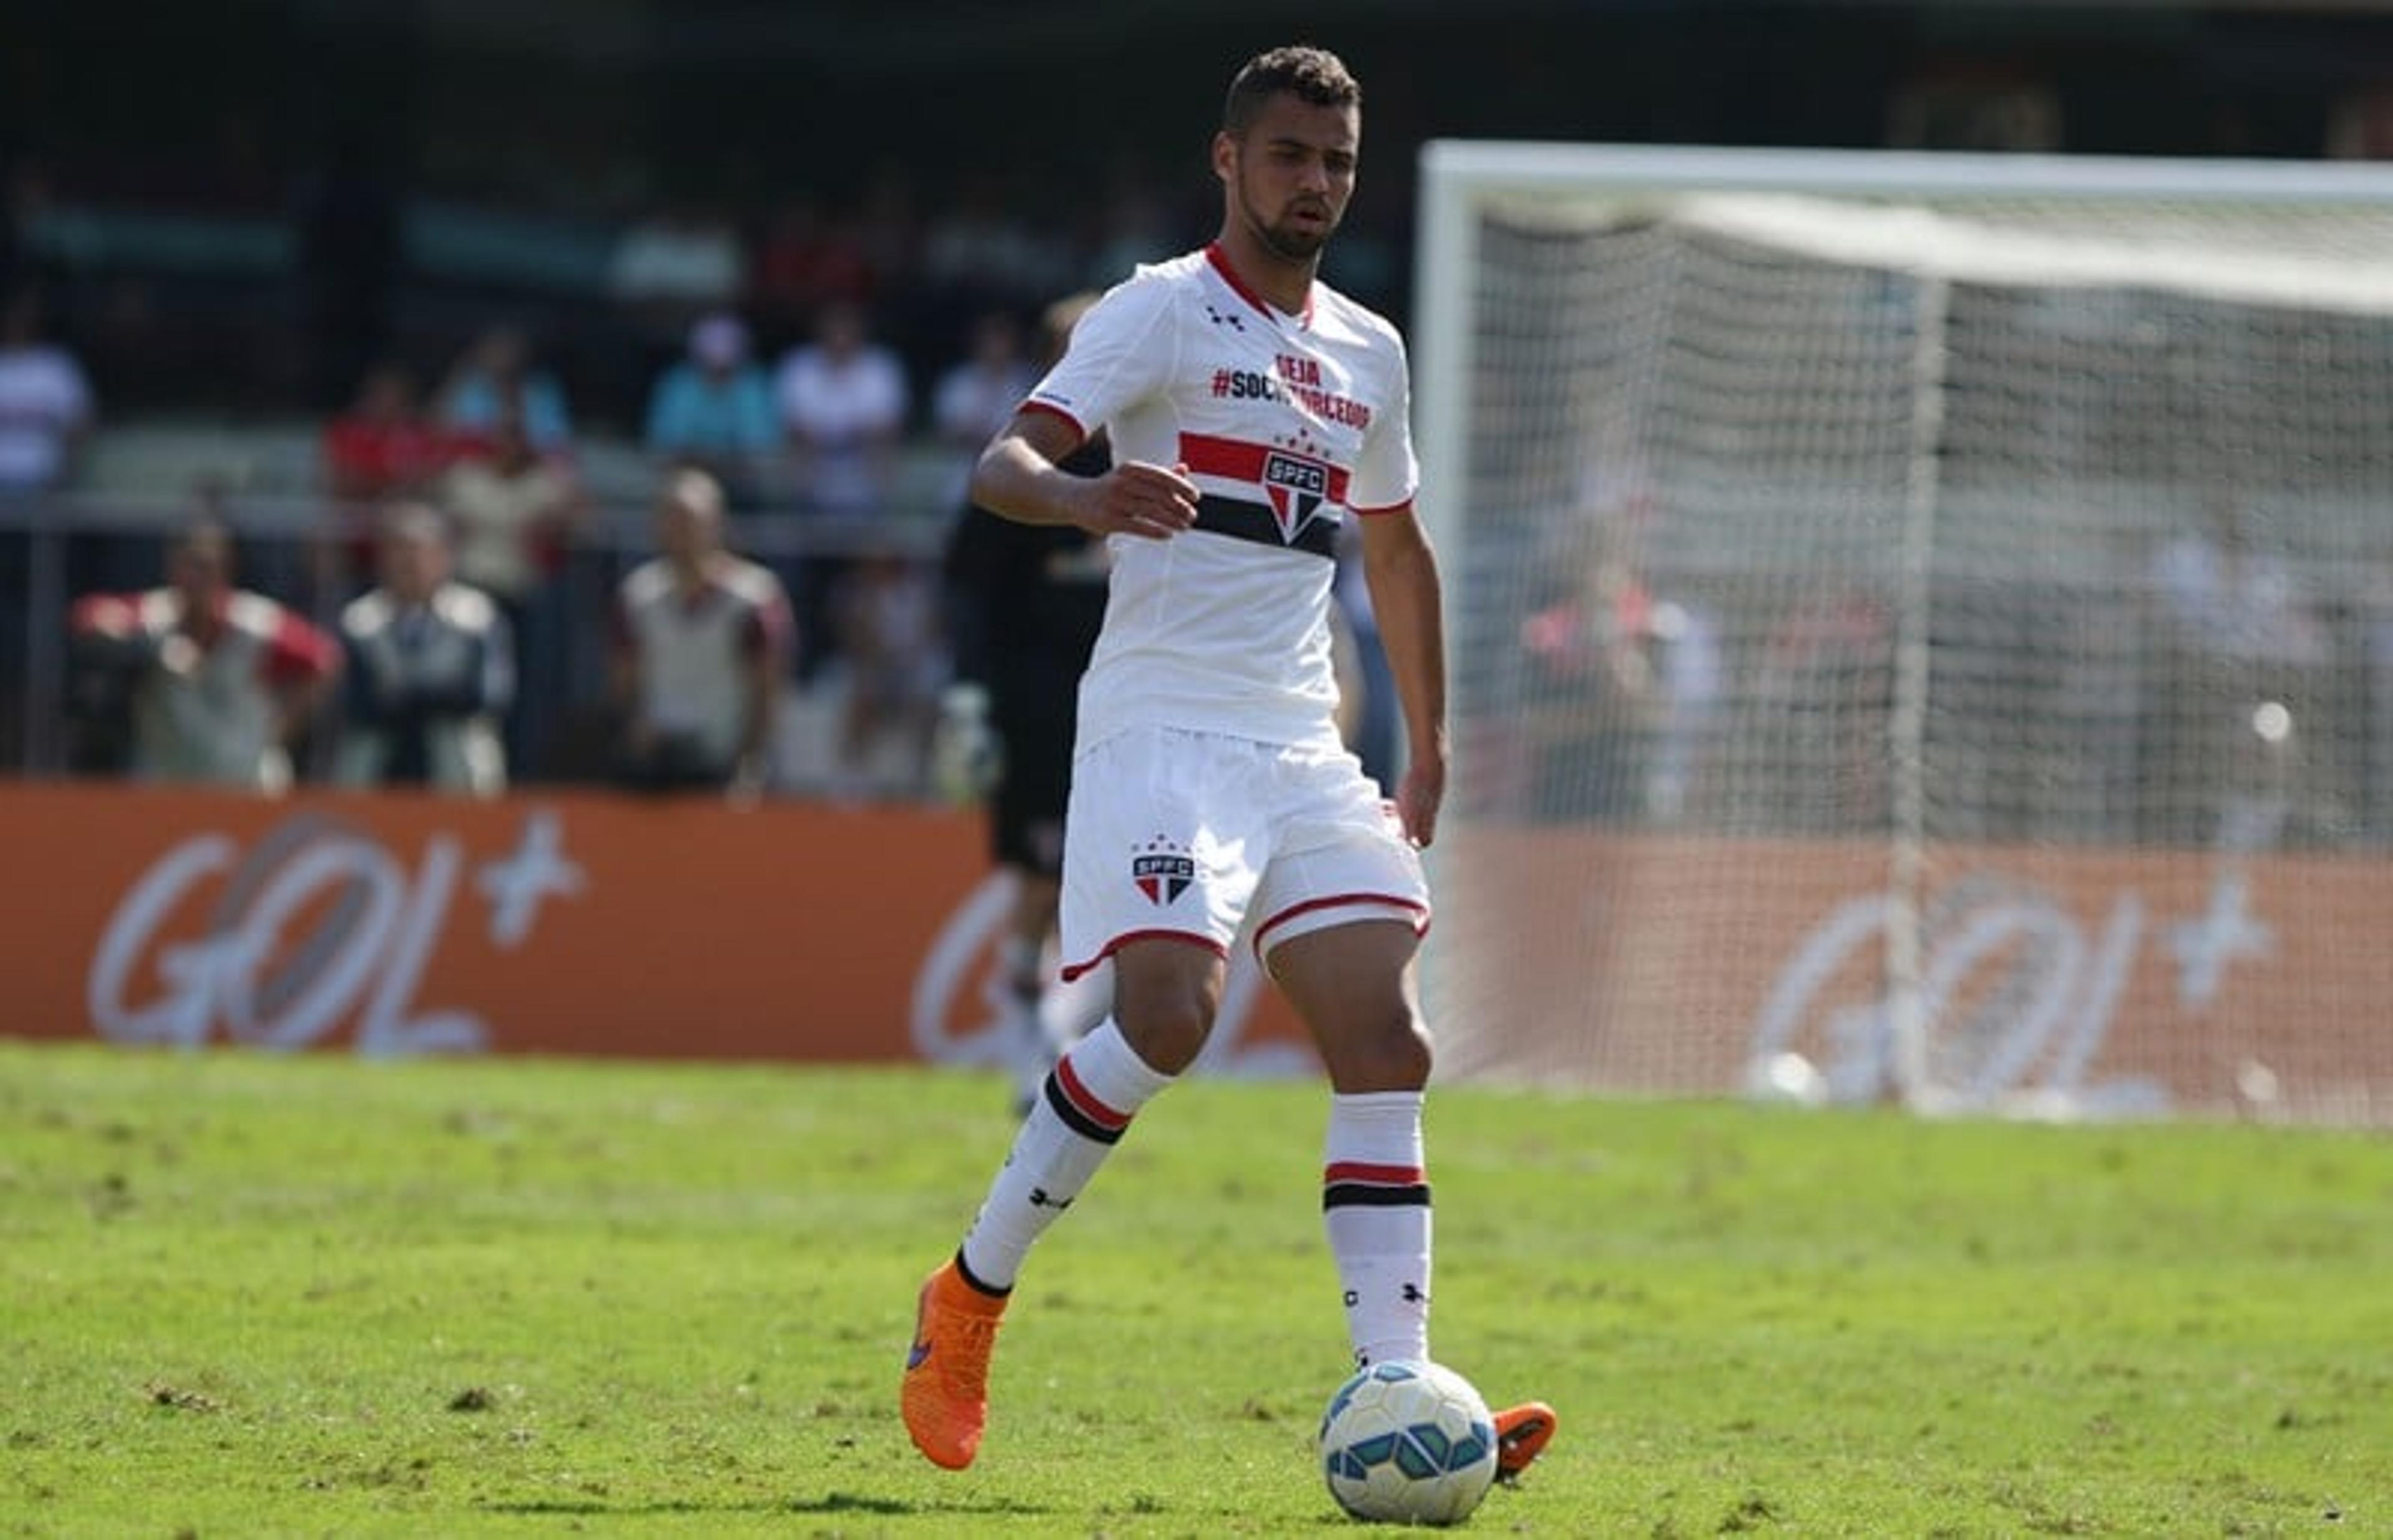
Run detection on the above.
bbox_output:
[1317,1359,1498,1526]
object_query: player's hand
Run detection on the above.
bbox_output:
[1394,749,1446,849]
[1074,460,1198,540]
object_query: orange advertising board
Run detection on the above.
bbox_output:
[7,785,2388,1121]
[0,783,1316,1072]
[1431,824,2393,1121]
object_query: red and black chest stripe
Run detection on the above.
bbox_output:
[1179,431,1347,559]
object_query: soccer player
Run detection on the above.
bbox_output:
[901,44,1557,1481]
[937,290,1114,1111]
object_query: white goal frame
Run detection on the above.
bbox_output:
[1411,142,2393,1113]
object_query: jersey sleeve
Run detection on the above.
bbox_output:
[740,573,796,667]
[262,608,340,687]
[1020,272,1175,442]
[1347,331,1420,515]
[69,593,140,639]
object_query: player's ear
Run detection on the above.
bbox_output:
[1211,130,1237,183]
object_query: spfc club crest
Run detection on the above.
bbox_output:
[1131,836,1196,906]
[1262,449,1330,543]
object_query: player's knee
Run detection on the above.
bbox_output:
[1113,978,1219,1076]
[1323,1005,1432,1093]
[1115,1000,1212,1076]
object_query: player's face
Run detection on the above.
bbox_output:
[1221,93,1358,263]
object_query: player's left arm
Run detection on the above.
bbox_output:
[1355,503,1448,848]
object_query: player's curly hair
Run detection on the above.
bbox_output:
[1223,45,1361,136]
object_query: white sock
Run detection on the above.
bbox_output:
[1322,1090,1432,1367]
[958,1017,1175,1291]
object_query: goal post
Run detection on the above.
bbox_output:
[1410,142,2393,1123]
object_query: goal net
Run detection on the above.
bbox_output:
[1411,144,2393,1124]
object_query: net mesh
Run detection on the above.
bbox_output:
[1422,161,2393,1123]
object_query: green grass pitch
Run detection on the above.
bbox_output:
[3,1040,2389,1536]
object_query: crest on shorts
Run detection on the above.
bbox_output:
[1131,835,1196,906]
[1262,449,1330,543]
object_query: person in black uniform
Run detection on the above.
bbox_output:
[937,292,1111,1108]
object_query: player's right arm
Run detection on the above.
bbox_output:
[970,272,1194,541]
[970,410,1196,541]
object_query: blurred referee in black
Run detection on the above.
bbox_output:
[937,292,1112,1110]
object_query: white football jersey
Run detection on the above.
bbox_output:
[1023,244,1418,750]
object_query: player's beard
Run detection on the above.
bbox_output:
[1236,176,1337,264]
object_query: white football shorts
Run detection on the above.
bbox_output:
[1058,725,1431,982]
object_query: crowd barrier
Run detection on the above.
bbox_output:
[0,782,1314,1073]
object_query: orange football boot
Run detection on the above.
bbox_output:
[901,1256,1008,1470]
[1493,1400,1558,1481]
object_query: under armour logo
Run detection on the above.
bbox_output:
[1029,1187,1074,1211]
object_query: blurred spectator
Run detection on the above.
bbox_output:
[829,543,947,797]
[435,324,575,457]
[333,504,512,796]
[0,285,95,497]
[67,518,340,792]
[1518,515,1722,823]
[929,310,1036,511]
[775,299,912,682]
[642,311,778,506]
[322,362,456,504]
[436,404,586,777]
[611,467,793,798]
[773,299,910,517]
[937,292,1111,1098]
[2144,498,2339,844]
[2150,502,2331,670]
